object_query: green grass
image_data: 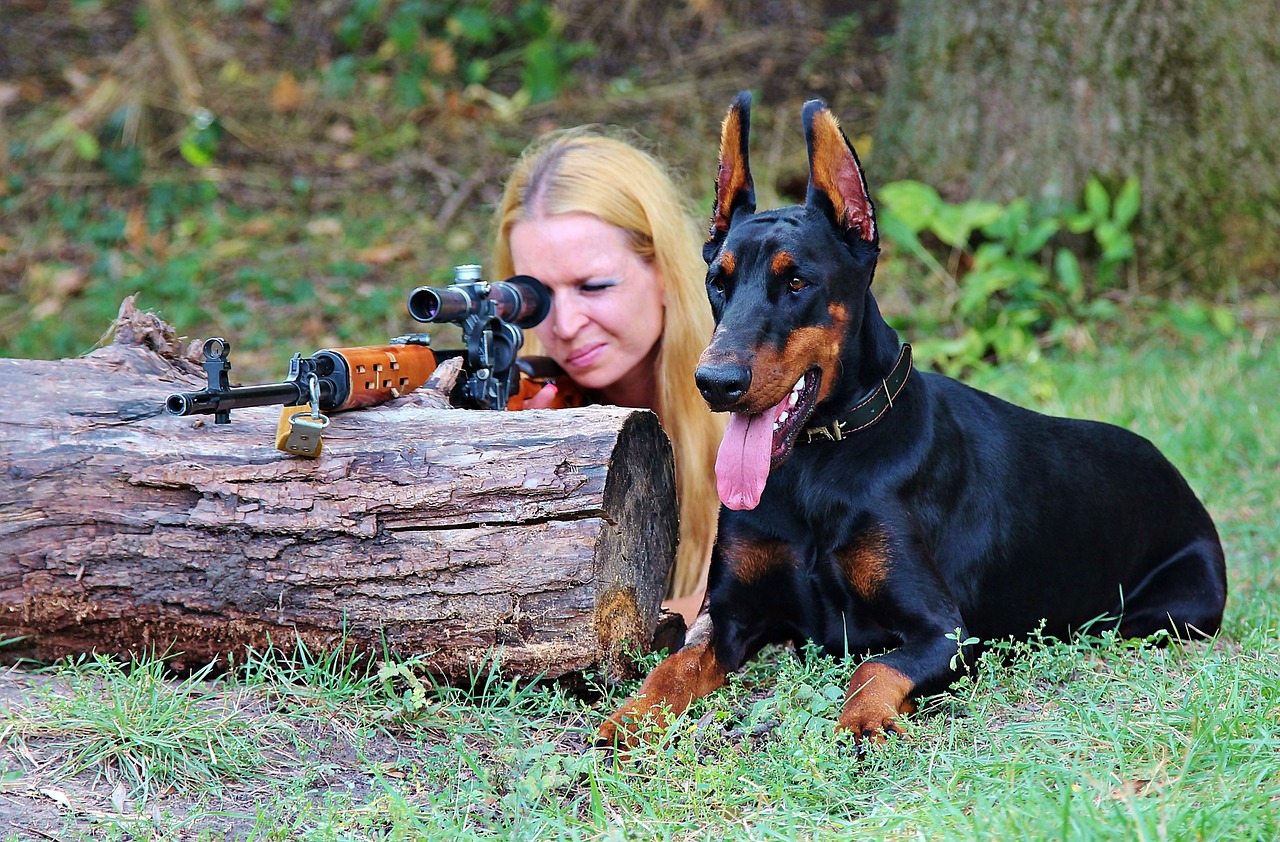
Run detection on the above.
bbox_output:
[2,330,1277,841]
[2,655,267,800]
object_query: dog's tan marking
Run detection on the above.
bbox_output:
[808,108,876,242]
[740,309,848,410]
[711,106,750,237]
[838,526,891,599]
[718,249,736,276]
[770,250,796,277]
[719,535,794,586]
[837,661,915,742]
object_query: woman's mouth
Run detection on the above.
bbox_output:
[565,343,606,369]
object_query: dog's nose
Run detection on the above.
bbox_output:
[695,363,751,408]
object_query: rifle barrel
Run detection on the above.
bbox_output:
[165,380,335,417]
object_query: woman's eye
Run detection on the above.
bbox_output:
[580,280,614,293]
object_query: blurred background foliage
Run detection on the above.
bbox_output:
[0,0,1274,381]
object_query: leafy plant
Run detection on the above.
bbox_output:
[327,0,593,109]
[945,627,980,671]
[878,176,1144,374]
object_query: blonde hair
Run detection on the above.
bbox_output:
[492,128,723,599]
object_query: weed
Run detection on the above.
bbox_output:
[1,654,266,802]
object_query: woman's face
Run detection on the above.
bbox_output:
[509,212,665,406]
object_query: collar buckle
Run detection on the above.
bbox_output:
[804,420,846,444]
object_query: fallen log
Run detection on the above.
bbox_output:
[0,300,678,680]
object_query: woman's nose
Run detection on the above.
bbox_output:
[551,294,588,339]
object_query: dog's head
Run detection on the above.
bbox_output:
[696,92,880,510]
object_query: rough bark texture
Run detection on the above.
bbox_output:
[0,303,678,680]
[873,0,1280,289]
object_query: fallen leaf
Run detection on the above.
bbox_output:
[111,780,127,813]
[124,205,147,251]
[239,217,276,237]
[334,152,363,170]
[62,65,93,92]
[271,71,303,113]
[1108,778,1155,800]
[325,121,355,145]
[354,244,412,265]
[52,266,89,296]
[425,39,457,76]
[211,238,252,259]
[40,787,72,809]
[306,218,344,238]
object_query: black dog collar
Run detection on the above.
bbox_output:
[801,344,913,444]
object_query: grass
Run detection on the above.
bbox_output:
[2,327,1277,840]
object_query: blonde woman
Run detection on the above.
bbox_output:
[492,128,723,623]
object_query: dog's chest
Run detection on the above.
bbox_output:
[756,454,896,590]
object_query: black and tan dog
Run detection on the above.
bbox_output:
[597,92,1227,748]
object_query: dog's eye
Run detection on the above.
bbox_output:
[787,276,808,294]
[708,275,725,293]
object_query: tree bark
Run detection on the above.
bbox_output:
[0,303,678,680]
[873,0,1280,289]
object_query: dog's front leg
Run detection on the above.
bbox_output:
[834,536,969,742]
[595,615,727,751]
[837,627,968,742]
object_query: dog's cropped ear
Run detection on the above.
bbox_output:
[802,99,876,245]
[705,91,756,263]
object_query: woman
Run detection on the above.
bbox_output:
[491,128,723,623]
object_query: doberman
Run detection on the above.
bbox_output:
[596,92,1227,749]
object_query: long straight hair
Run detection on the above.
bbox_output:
[492,128,723,598]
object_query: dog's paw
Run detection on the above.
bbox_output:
[835,704,905,744]
[837,662,916,744]
[593,699,663,757]
[836,691,916,744]
[593,713,636,753]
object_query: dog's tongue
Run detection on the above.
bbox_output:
[715,402,784,510]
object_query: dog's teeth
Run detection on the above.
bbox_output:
[779,411,789,423]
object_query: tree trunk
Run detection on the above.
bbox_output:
[0,303,678,680]
[873,0,1280,289]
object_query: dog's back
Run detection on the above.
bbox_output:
[891,371,1225,642]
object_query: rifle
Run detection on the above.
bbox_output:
[165,265,582,456]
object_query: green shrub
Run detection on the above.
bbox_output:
[878,177,1142,374]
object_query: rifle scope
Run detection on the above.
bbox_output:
[407,267,551,330]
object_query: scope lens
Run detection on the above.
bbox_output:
[408,285,474,323]
[492,275,551,329]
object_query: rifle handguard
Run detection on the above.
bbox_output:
[326,343,438,410]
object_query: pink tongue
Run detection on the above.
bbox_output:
[715,402,784,510]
